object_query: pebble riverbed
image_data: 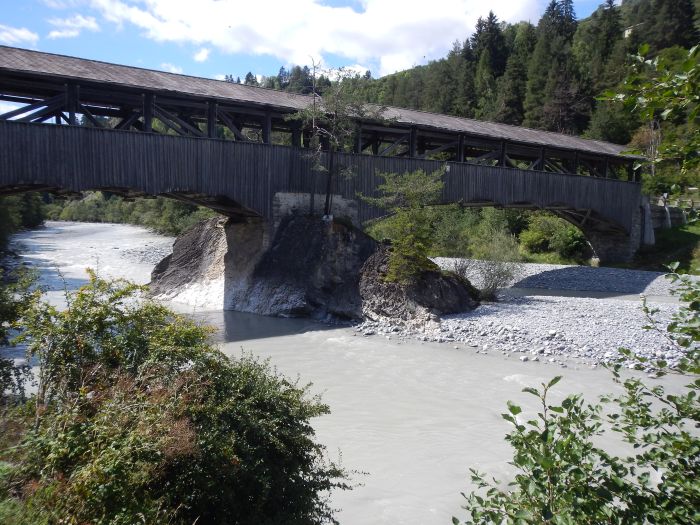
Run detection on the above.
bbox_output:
[356,259,697,371]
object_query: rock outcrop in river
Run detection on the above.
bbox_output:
[359,245,479,325]
[151,216,478,321]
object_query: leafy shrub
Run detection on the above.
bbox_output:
[0,269,35,405]
[455,269,700,525]
[454,228,523,301]
[520,213,588,261]
[1,273,347,524]
[0,194,45,250]
[426,205,480,257]
[45,192,219,236]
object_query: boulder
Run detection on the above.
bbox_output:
[240,215,376,319]
[359,245,479,325]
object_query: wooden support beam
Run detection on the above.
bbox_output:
[468,149,498,164]
[292,123,302,148]
[604,158,609,179]
[409,127,417,157]
[78,102,104,128]
[371,135,379,155]
[16,99,67,123]
[207,101,218,138]
[143,93,154,132]
[538,147,545,171]
[499,141,507,167]
[218,111,247,141]
[0,93,65,120]
[154,105,204,137]
[627,162,635,182]
[262,112,272,144]
[421,139,458,159]
[66,83,78,125]
[115,110,142,130]
[378,133,409,156]
[457,135,465,162]
[573,151,579,175]
[353,126,362,153]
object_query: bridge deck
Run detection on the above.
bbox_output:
[0,120,641,232]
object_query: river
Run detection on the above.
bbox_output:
[6,221,689,525]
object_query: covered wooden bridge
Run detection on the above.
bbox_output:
[0,46,644,260]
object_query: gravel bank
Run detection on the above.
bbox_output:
[433,257,677,295]
[358,259,696,370]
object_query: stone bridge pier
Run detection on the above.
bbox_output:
[151,191,375,318]
[568,197,650,264]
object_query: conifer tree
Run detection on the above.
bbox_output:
[494,22,536,124]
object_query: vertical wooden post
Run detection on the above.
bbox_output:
[371,134,379,155]
[538,147,545,170]
[409,127,417,157]
[292,123,302,148]
[457,135,464,162]
[207,101,218,138]
[353,125,362,153]
[262,112,272,144]
[627,161,635,182]
[499,141,507,167]
[573,151,579,175]
[143,93,154,132]
[604,158,609,178]
[66,84,78,125]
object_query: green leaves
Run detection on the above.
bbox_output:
[3,273,347,525]
[547,376,562,388]
[359,168,446,282]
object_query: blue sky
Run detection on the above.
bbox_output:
[0,0,608,81]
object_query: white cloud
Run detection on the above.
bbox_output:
[47,14,100,39]
[88,0,546,76]
[42,0,88,8]
[213,73,226,80]
[160,62,183,74]
[0,24,39,46]
[193,47,210,62]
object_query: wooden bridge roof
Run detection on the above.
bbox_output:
[0,45,633,159]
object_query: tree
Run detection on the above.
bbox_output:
[288,63,384,216]
[494,22,536,124]
[472,11,508,120]
[360,168,445,282]
[649,0,698,52]
[243,71,258,86]
[524,0,587,133]
[607,45,700,175]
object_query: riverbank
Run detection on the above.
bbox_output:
[3,221,693,525]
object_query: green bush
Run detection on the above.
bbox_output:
[520,213,588,261]
[1,273,347,524]
[0,194,45,250]
[46,192,219,236]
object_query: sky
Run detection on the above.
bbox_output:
[0,0,608,82]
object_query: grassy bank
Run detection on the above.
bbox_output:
[629,221,700,274]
